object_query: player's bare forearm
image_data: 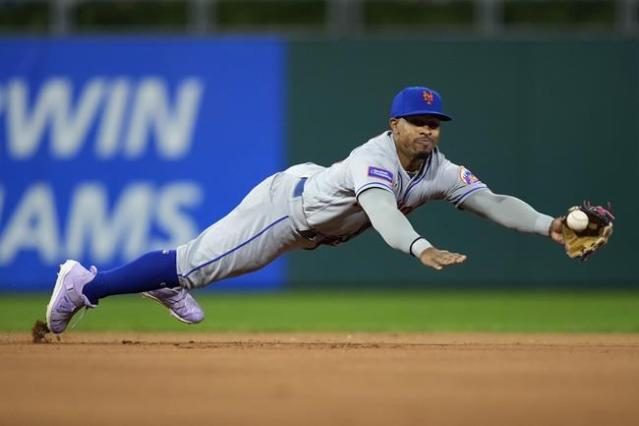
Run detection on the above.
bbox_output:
[418,247,467,271]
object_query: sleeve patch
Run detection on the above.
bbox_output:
[368,166,394,183]
[459,166,479,185]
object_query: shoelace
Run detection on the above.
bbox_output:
[69,306,89,330]
[166,290,187,306]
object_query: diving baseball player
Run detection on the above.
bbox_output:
[45,86,566,334]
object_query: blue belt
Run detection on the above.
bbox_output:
[293,177,307,198]
[291,177,319,243]
[291,177,343,246]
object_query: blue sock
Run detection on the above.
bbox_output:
[82,250,180,305]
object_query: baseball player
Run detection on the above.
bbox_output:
[45,86,566,334]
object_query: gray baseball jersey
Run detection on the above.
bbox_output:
[176,131,487,289]
[294,131,487,240]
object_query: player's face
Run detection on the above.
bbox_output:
[390,115,441,162]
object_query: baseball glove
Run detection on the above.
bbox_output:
[562,202,614,261]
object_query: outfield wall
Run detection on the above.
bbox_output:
[0,37,636,290]
[288,39,638,288]
[0,38,287,291]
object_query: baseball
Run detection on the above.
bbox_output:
[566,210,589,232]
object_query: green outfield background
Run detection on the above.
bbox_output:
[4,291,639,333]
[287,38,638,289]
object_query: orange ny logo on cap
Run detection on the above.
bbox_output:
[422,90,434,105]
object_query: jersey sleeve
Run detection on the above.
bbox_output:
[358,188,432,256]
[441,160,488,208]
[349,149,397,199]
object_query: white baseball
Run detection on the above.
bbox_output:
[566,210,589,232]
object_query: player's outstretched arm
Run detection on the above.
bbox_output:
[358,188,467,270]
[461,189,563,244]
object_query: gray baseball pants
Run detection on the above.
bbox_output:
[176,171,315,289]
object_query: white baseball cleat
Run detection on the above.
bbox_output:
[142,287,204,324]
[45,260,97,334]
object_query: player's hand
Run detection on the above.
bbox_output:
[549,217,564,245]
[419,247,467,271]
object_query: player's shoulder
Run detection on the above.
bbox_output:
[430,148,454,170]
[429,149,484,188]
[350,131,395,160]
[428,149,462,181]
[432,151,479,180]
[431,148,479,172]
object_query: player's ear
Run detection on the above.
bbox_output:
[389,118,398,131]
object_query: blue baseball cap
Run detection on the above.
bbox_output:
[390,86,453,121]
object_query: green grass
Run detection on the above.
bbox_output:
[2,290,639,333]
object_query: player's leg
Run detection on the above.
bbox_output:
[83,249,179,303]
[86,249,204,324]
[45,172,309,333]
[45,249,203,333]
[176,172,313,289]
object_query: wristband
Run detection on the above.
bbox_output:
[409,237,432,257]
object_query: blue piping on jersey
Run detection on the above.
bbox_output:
[451,185,488,207]
[355,181,394,198]
[181,215,290,278]
[401,153,433,205]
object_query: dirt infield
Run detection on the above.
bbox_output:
[1,333,638,426]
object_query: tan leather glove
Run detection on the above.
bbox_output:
[561,202,614,261]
